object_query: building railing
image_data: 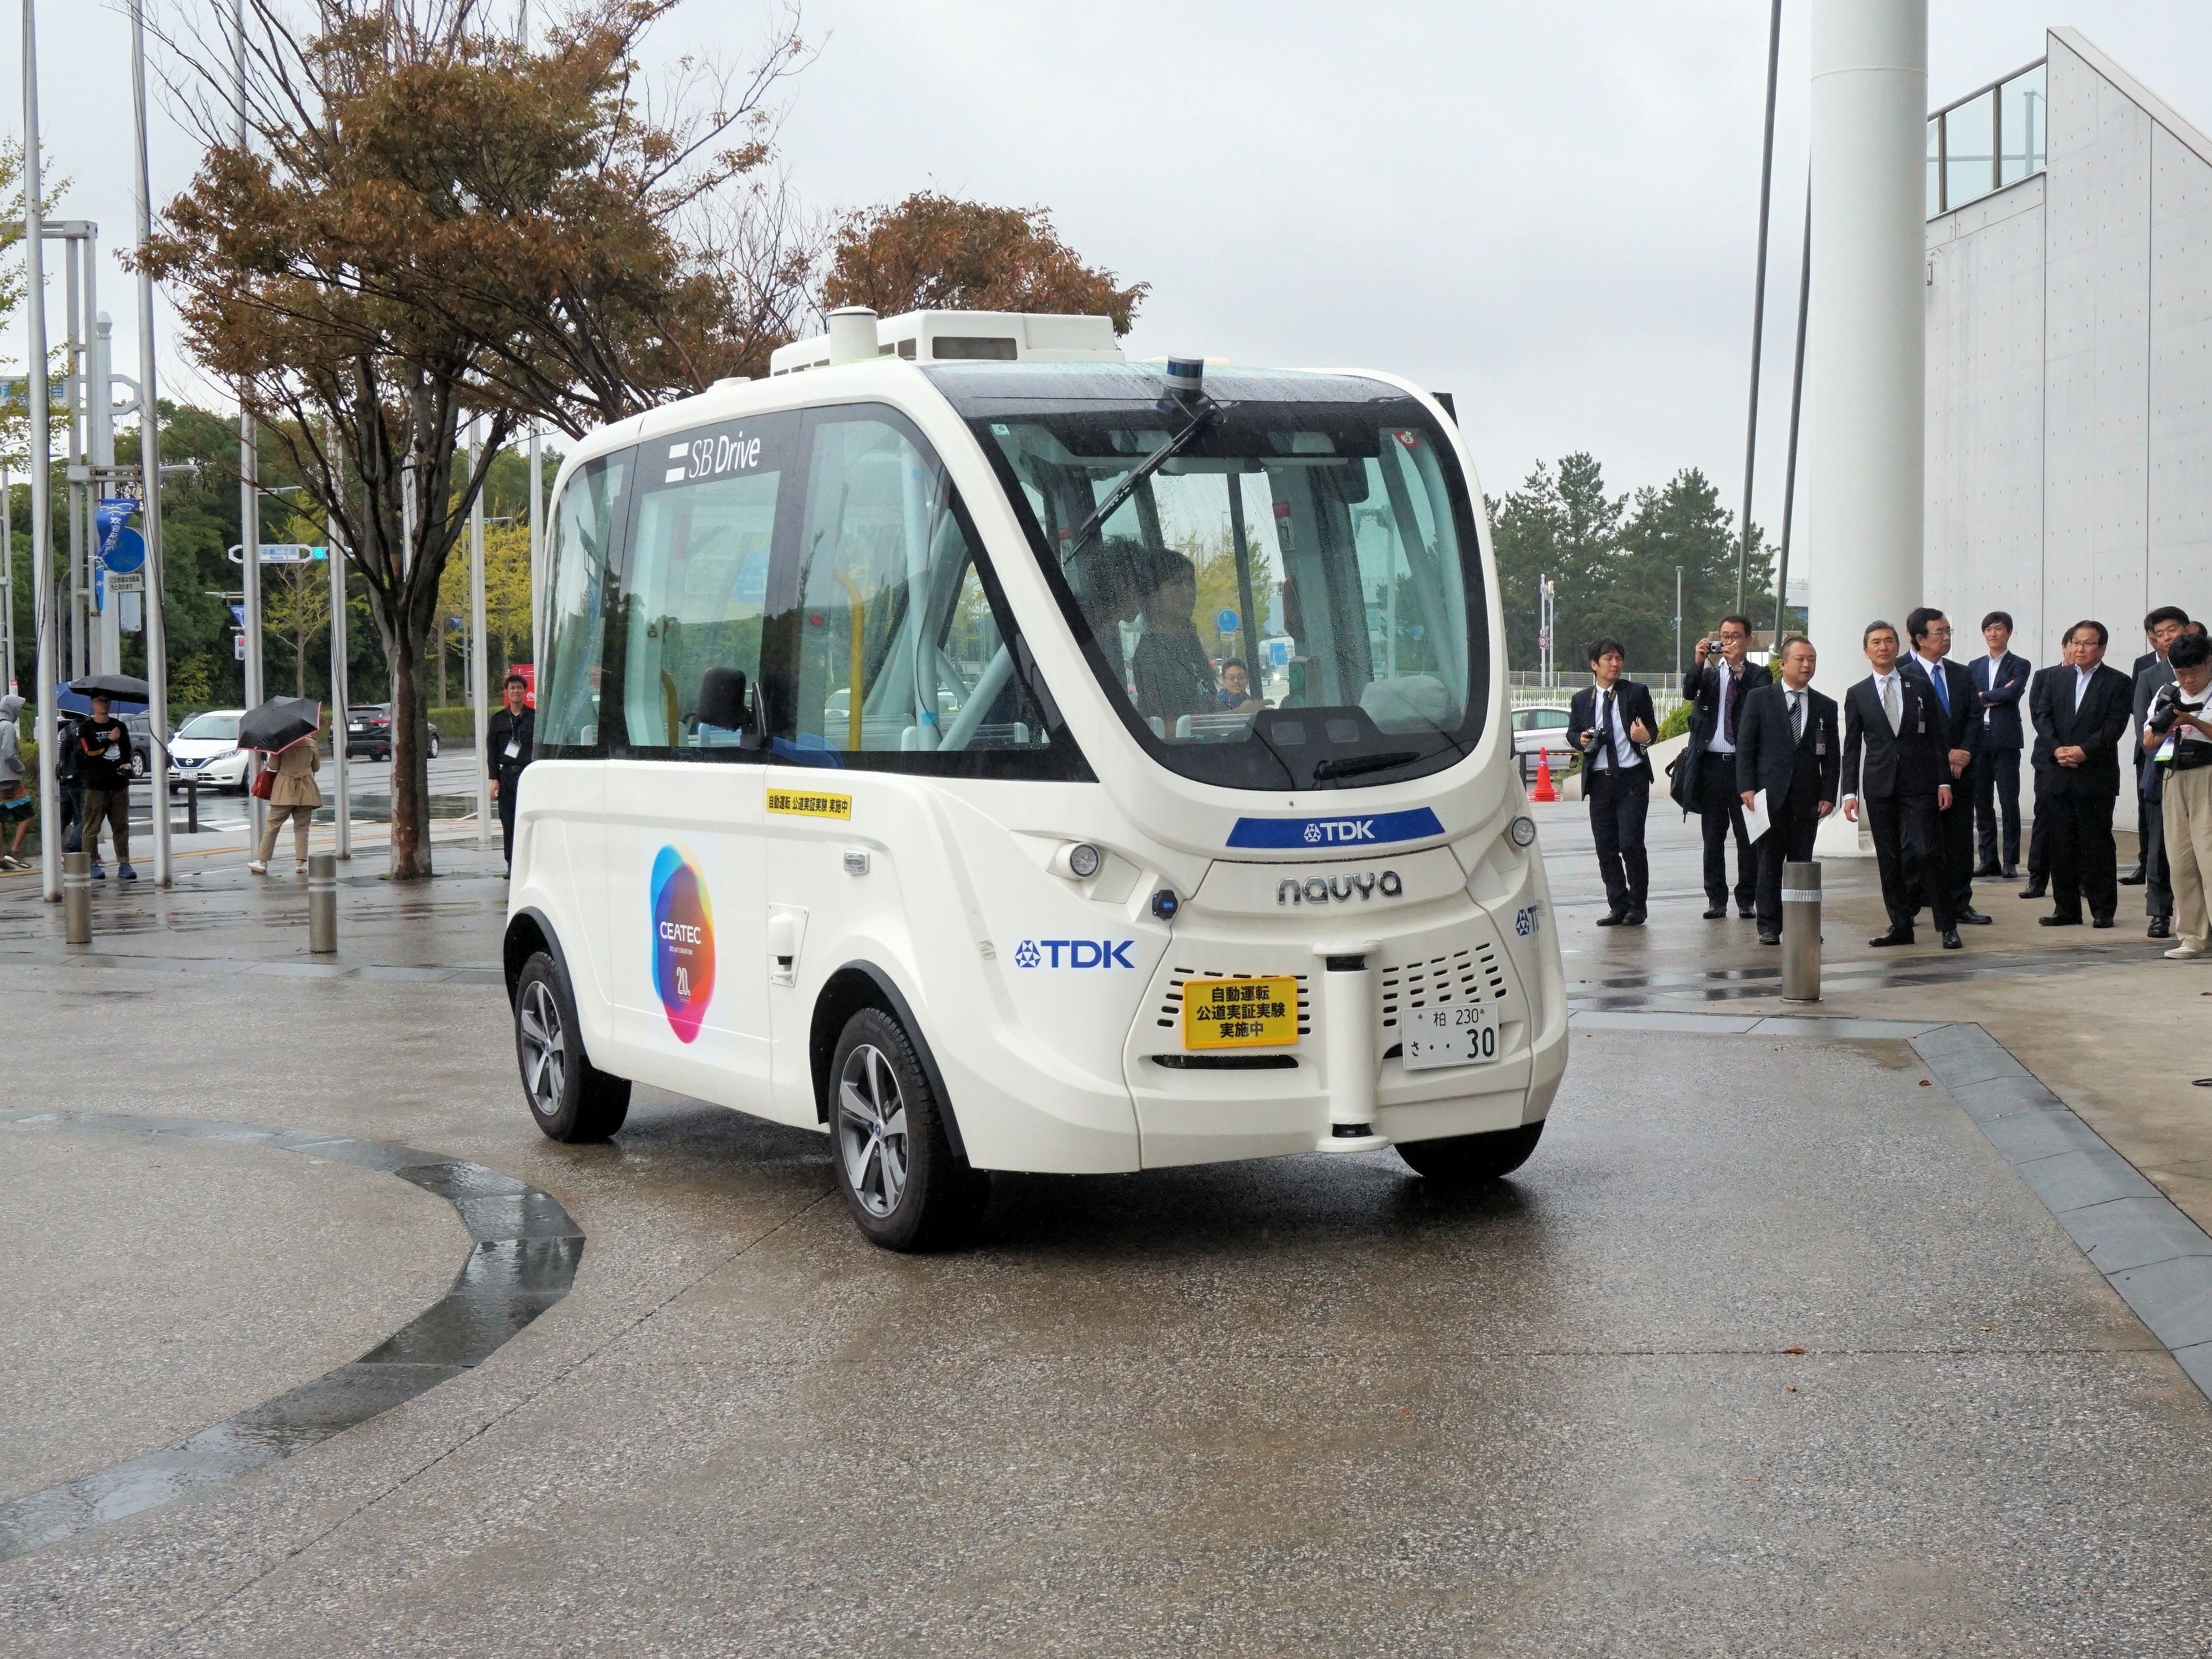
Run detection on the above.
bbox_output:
[1929,58,2047,218]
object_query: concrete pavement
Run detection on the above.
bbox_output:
[4,819,2212,1653]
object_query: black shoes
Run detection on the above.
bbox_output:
[1972,864,2003,879]
[1703,905,1727,920]
[1622,910,1647,927]
[1870,927,1915,947]
[1941,928,1963,950]
[1758,931,1781,946]
[1738,905,1756,920]
[2150,916,2174,940]
[1957,907,1993,925]
[2019,883,2046,900]
[2001,865,2021,880]
[2039,914,2081,927]
[2092,916,2115,929]
[1596,911,1626,927]
[2120,868,2147,886]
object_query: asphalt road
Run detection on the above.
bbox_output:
[2,852,2209,1656]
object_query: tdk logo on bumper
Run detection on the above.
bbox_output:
[1226,807,1445,850]
[1014,939,1136,969]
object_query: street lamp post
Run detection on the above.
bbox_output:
[23,0,61,904]
[130,0,174,885]
[469,420,491,850]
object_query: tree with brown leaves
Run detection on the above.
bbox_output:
[136,0,812,878]
[823,193,1146,334]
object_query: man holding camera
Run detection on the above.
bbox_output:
[2146,629,2212,959]
[1681,615,1771,920]
[1568,636,1657,927]
[1736,637,1839,946]
[2131,607,2190,937]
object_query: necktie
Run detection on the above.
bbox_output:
[1791,692,1805,741]
[1882,675,1900,734]
[1928,662,1950,717]
[1596,691,1613,769]
[1721,672,1738,745]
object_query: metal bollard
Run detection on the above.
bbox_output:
[185,777,200,836]
[1781,859,1821,1002]
[307,853,338,955]
[62,851,91,945]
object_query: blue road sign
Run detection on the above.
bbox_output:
[1216,609,1240,634]
[100,526,146,575]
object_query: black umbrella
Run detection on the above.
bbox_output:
[238,696,323,754]
[68,673,150,703]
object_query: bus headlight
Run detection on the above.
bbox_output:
[1510,816,1537,847]
[1067,842,1102,879]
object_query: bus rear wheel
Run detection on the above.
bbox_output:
[828,1006,987,1252]
[514,950,630,1142]
[1396,1121,1544,1186]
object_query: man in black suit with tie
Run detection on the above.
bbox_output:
[1969,610,2030,879]
[1842,619,1961,950]
[1681,614,1772,920]
[2123,608,2189,886]
[1568,636,1658,927]
[1735,636,1840,946]
[2030,619,2137,927]
[1900,608,1991,927]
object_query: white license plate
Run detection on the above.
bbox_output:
[1400,1003,1498,1070]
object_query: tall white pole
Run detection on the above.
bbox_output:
[62,230,81,679]
[234,0,264,849]
[1809,0,1926,855]
[131,0,172,885]
[23,0,59,903]
[1,467,13,698]
[469,420,490,849]
[327,515,351,859]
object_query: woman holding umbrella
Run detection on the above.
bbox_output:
[242,696,325,877]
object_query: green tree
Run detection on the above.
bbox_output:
[1613,467,1775,676]
[1486,452,1624,674]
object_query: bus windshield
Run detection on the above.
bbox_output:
[940,366,1490,792]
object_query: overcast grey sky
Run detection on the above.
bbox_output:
[18,1,2212,527]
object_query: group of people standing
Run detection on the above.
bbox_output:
[1564,604,2212,959]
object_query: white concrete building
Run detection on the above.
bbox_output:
[1925,27,2212,664]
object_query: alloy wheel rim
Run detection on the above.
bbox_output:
[519,980,566,1114]
[836,1043,910,1218]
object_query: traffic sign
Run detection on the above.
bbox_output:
[227,543,328,564]
[1216,608,1240,635]
[100,527,146,575]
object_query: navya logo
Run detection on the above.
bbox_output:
[1013,939,1138,969]
[1278,871,1406,905]
[1227,807,1445,851]
[649,845,716,1043]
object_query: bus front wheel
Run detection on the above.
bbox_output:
[514,950,631,1142]
[828,1006,988,1252]
[1396,1121,1544,1186]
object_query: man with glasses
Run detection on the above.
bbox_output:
[1568,636,1656,927]
[1901,608,1990,928]
[2028,620,2134,928]
[1681,615,1771,920]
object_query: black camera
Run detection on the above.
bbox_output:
[2148,681,2185,737]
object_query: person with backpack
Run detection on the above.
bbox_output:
[0,694,31,870]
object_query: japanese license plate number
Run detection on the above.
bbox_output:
[1182,976,1300,1050]
[1400,1002,1497,1070]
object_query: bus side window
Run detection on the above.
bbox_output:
[616,415,795,754]
[539,448,632,754]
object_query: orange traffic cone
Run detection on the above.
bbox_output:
[1531,747,1558,802]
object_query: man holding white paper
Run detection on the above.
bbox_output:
[1736,637,1840,946]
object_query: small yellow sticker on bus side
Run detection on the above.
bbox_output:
[767,788,853,821]
[1182,976,1300,1050]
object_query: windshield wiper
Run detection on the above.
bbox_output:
[1311,749,1423,783]
[1064,361,1222,559]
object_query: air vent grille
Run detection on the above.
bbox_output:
[1379,946,1510,1031]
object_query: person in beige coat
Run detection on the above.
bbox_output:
[249,737,323,875]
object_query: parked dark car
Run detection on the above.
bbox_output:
[345,704,441,761]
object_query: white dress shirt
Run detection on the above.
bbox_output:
[1586,681,1637,771]
[1707,661,1740,754]
[2074,664,2097,709]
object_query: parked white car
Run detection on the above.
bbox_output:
[1510,705,1577,758]
[167,709,253,793]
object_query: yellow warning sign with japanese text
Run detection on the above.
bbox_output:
[766,788,852,821]
[1182,976,1300,1050]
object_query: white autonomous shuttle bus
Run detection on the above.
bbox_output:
[504,308,1568,1249]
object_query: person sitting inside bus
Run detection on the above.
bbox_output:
[1217,659,1266,712]
[1131,553,1218,726]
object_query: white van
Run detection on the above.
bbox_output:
[504,310,1568,1250]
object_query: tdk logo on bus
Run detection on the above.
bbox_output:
[1013,939,1137,969]
[1226,807,1445,851]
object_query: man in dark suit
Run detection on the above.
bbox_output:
[1568,635,1658,927]
[2123,608,2189,885]
[2029,619,2136,927]
[1969,610,2030,879]
[1841,619,1961,949]
[1735,636,1840,946]
[1680,614,1772,920]
[1900,607,1990,927]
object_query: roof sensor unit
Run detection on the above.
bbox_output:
[1158,355,1210,416]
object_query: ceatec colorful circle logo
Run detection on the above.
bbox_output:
[649,845,715,1043]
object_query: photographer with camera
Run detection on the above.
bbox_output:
[1568,637,1657,927]
[2143,629,2212,959]
[1680,616,1771,920]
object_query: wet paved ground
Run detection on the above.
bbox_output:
[5,829,2212,1654]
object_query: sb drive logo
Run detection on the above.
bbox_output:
[1013,939,1137,969]
[649,845,715,1043]
[1304,819,1378,844]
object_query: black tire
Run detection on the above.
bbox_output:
[428,734,441,759]
[1397,1121,1545,1186]
[513,949,629,1142]
[827,1006,987,1252]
